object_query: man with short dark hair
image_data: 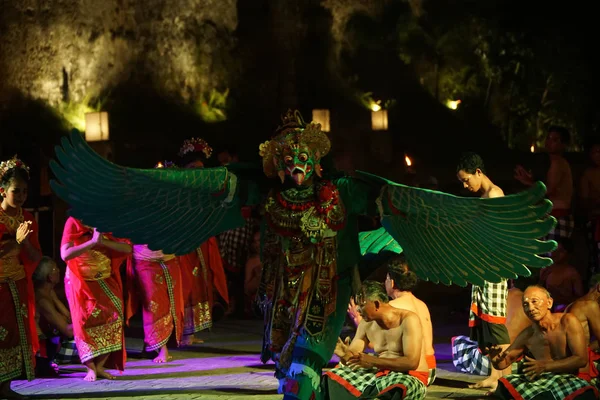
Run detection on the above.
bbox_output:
[456,152,510,390]
[327,281,428,399]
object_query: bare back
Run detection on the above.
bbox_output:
[389,295,435,355]
[547,156,573,209]
[363,309,429,372]
[565,298,600,346]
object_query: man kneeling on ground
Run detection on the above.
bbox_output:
[325,281,427,399]
[489,285,598,399]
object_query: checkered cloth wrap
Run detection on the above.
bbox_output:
[428,368,436,386]
[546,214,575,242]
[326,365,426,399]
[218,217,253,272]
[451,335,491,376]
[469,280,510,347]
[497,373,599,400]
[54,339,80,365]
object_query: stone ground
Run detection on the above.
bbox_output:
[12,309,493,400]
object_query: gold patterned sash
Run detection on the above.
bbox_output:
[0,241,25,282]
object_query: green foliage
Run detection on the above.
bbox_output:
[56,95,107,131]
[195,88,229,123]
[356,91,396,111]
[388,2,589,150]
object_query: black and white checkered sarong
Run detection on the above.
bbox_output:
[218,217,253,272]
[326,365,426,399]
[55,339,80,365]
[546,214,575,242]
[451,335,491,376]
[469,280,510,347]
[497,373,598,400]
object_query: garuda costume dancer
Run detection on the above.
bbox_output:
[50,110,557,400]
[0,157,41,400]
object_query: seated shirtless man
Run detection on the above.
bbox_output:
[33,256,74,376]
[565,273,600,384]
[327,281,427,399]
[489,285,598,400]
[348,255,436,385]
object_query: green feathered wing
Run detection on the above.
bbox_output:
[356,171,557,287]
[359,227,403,256]
[50,131,253,255]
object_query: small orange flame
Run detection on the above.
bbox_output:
[405,155,412,167]
[530,145,535,153]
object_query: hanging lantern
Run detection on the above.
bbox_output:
[85,112,110,142]
[371,109,388,131]
[312,109,330,132]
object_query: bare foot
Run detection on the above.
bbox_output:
[96,368,116,380]
[181,335,204,345]
[153,346,172,363]
[84,368,97,382]
[469,376,499,391]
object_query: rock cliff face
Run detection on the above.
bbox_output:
[0,0,237,105]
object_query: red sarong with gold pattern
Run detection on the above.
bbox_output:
[61,217,128,370]
[128,245,184,351]
[178,237,228,335]
[0,208,40,383]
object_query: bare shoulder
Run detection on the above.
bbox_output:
[552,156,572,171]
[36,296,55,311]
[414,297,431,315]
[559,312,580,327]
[399,309,421,325]
[573,299,600,313]
[488,186,504,198]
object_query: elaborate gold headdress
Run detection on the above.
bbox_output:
[0,155,30,181]
[178,138,213,159]
[259,110,330,179]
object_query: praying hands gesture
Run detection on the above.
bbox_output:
[16,220,33,244]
